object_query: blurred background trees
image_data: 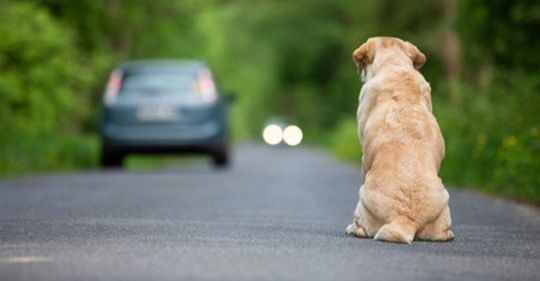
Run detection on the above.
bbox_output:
[0,0,538,203]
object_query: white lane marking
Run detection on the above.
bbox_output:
[0,256,52,264]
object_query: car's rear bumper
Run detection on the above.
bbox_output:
[101,120,226,154]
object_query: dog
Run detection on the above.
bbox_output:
[345,37,453,244]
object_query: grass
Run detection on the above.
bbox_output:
[0,133,99,176]
[125,155,207,170]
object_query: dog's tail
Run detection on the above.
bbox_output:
[374,217,417,244]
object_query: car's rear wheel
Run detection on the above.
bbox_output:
[211,146,229,168]
[100,142,124,168]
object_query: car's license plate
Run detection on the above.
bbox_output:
[136,106,178,121]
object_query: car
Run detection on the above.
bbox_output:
[99,59,233,168]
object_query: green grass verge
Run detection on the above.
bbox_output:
[125,155,207,170]
[0,134,99,176]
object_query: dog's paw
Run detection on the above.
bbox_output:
[346,223,367,237]
[447,230,455,241]
[345,224,356,235]
[430,229,454,242]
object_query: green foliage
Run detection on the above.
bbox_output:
[0,1,96,175]
[0,1,82,136]
[0,134,98,175]
[328,117,361,162]
[445,0,540,203]
[458,0,540,71]
[436,71,540,204]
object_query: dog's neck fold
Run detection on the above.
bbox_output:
[363,52,414,82]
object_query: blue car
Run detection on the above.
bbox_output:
[99,60,232,168]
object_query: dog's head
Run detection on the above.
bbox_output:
[353,37,426,78]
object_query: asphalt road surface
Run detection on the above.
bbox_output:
[1,144,539,281]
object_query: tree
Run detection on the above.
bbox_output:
[0,1,84,138]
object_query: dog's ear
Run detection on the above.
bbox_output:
[353,40,375,74]
[404,41,426,70]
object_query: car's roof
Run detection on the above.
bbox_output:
[119,59,209,74]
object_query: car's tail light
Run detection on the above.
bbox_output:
[104,70,122,105]
[196,71,217,104]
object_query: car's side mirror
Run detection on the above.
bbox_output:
[223,92,237,104]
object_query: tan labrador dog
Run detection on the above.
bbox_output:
[345,37,453,244]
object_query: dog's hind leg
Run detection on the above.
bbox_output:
[345,221,368,237]
[416,205,453,241]
[346,191,372,238]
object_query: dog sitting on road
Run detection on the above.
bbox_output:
[345,37,453,244]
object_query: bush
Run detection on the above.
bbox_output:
[328,118,362,162]
[0,1,85,137]
[0,2,96,175]
[435,71,540,204]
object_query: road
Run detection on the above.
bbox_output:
[0,144,539,281]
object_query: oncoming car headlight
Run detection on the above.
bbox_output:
[262,124,283,145]
[262,123,303,146]
[282,125,303,146]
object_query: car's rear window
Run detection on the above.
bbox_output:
[121,72,197,94]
